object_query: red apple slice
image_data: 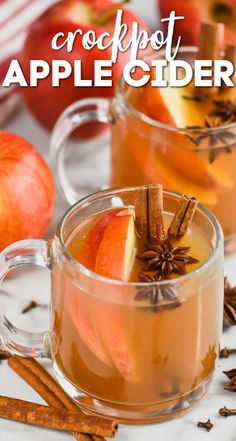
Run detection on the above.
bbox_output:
[65,209,120,368]
[95,209,136,281]
[127,132,231,206]
[66,289,113,368]
[145,77,209,128]
[94,210,140,382]
[79,208,120,270]
[97,307,140,383]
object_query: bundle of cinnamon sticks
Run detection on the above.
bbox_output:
[0,354,118,440]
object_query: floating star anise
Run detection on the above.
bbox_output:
[135,272,181,311]
[224,277,236,325]
[137,241,199,279]
[210,100,236,123]
[187,116,236,163]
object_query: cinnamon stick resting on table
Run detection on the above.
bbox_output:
[8,356,110,441]
[0,395,118,437]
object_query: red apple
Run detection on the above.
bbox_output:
[159,0,236,46]
[20,0,150,137]
[0,131,55,251]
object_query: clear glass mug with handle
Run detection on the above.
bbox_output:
[0,187,224,423]
[50,48,236,253]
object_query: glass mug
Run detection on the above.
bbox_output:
[50,47,236,253]
[0,187,223,423]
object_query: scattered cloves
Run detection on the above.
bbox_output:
[197,419,213,431]
[219,406,236,417]
[22,301,38,314]
[219,347,236,358]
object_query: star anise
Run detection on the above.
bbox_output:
[135,272,181,311]
[224,277,236,325]
[210,100,236,123]
[137,241,199,279]
[223,368,236,380]
[187,116,236,163]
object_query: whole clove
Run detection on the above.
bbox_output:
[219,406,236,417]
[22,301,38,314]
[219,347,236,358]
[197,419,213,431]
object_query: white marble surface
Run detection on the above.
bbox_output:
[1,0,236,440]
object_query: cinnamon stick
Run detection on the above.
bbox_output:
[148,184,165,243]
[8,357,104,441]
[167,195,198,239]
[134,186,148,241]
[135,184,165,243]
[197,22,224,95]
[0,396,118,437]
[222,44,236,89]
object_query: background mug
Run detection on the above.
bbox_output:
[50,48,236,252]
[0,187,224,423]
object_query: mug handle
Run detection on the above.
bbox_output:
[50,98,112,205]
[0,239,51,358]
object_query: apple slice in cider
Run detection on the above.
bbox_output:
[94,209,141,383]
[65,209,120,368]
[95,209,136,281]
[67,208,140,382]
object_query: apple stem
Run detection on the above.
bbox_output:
[90,0,130,26]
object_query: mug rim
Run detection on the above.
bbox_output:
[56,186,224,287]
[117,46,236,133]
